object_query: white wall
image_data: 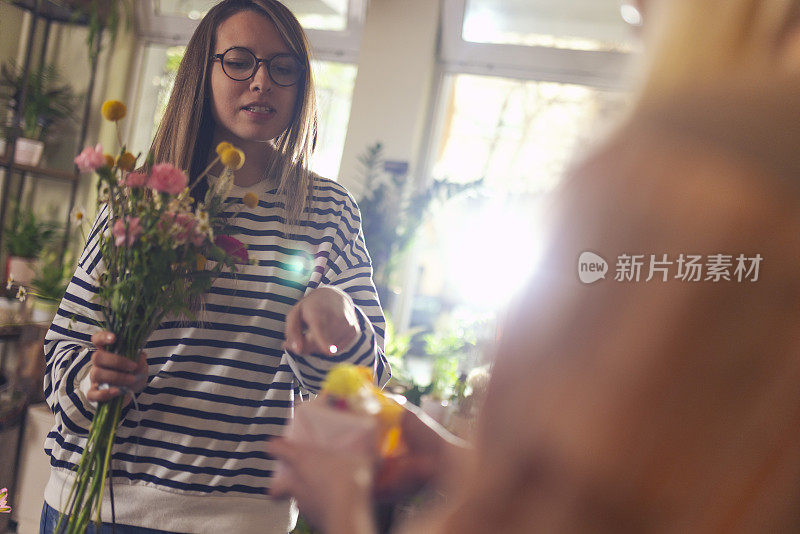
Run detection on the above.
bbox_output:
[338,0,441,196]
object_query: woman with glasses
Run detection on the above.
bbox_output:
[269,0,800,532]
[41,1,389,533]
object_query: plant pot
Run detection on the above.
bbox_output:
[5,256,38,286]
[13,138,44,166]
[31,299,59,324]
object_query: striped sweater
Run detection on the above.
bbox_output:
[43,176,390,534]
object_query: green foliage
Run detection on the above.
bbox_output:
[3,206,60,258]
[52,0,133,64]
[0,61,77,140]
[31,252,71,302]
[383,316,422,389]
[356,142,482,287]
[422,326,476,400]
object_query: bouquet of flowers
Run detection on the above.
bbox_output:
[281,364,405,459]
[58,100,251,534]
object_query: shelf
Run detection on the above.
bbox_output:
[0,155,77,182]
[11,0,89,25]
[0,325,22,340]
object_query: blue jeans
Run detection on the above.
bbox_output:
[40,501,180,534]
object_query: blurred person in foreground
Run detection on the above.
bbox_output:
[268,0,800,532]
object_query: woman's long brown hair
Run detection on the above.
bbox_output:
[149,0,318,226]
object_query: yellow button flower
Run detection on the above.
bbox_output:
[117,152,136,172]
[322,364,370,398]
[220,147,245,170]
[243,192,259,209]
[103,154,115,168]
[215,142,233,156]
[101,100,126,122]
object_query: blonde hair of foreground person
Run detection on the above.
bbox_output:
[636,0,800,100]
[395,8,800,534]
[403,84,800,534]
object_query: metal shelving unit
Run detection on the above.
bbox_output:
[0,0,100,264]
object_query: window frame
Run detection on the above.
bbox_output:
[440,0,633,90]
[394,0,638,329]
[133,0,367,63]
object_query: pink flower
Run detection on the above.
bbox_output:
[160,211,205,246]
[112,217,143,247]
[122,172,147,188]
[74,144,105,172]
[0,487,9,513]
[147,163,188,195]
[215,235,249,263]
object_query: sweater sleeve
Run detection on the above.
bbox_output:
[43,205,109,435]
[284,195,391,394]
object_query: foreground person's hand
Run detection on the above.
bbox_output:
[87,331,148,405]
[375,403,468,501]
[268,438,377,534]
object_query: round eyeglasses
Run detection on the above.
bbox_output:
[212,46,304,87]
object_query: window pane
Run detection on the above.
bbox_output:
[128,45,356,179]
[155,0,350,30]
[463,0,636,52]
[310,61,357,178]
[412,74,627,321]
[433,74,626,195]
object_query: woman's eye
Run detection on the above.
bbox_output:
[225,60,251,69]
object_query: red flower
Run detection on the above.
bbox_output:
[215,235,249,263]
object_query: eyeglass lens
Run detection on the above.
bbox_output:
[221,48,302,86]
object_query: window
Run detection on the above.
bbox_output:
[403,0,636,337]
[462,0,636,51]
[414,75,625,315]
[128,0,365,177]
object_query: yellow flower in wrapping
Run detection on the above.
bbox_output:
[243,192,259,209]
[374,389,403,427]
[196,254,207,271]
[215,142,233,156]
[117,152,136,171]
[103,154,116,168]
[220,148,245,170]
[101,100,126,122]
[322,364,370,398]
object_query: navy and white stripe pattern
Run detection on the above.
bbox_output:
[43,176,390,497]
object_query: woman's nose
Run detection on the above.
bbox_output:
[250,61,273,92]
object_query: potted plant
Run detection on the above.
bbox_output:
[56,0,131,64]
[0,61,77,166]
[29,252,70,322]
[355,142,482,303]
[3,207,60,285]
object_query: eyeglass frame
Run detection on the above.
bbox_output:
[211,46,305,87]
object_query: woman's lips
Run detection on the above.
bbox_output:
[242,105,276,121]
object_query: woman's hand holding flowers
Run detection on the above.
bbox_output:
[87,331,148,405]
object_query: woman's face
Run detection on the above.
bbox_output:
[210,11,300,149]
